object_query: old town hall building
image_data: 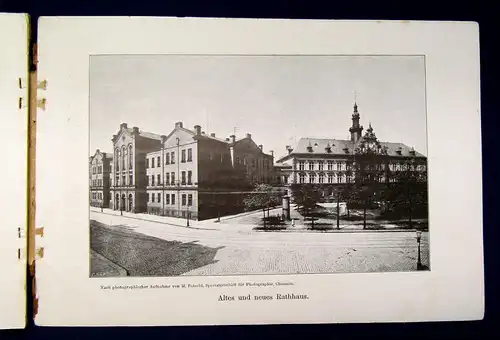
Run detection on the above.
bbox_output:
[104,121,274,220]
[275,102,427,196]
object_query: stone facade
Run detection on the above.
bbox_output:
[109,123,164,213]
[142,122,275,220]
[89,149,112,208]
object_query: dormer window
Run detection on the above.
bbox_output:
[325,142,332,153]
[409,147,416,156]
[343,147,349,154]
[396,147,403,155]
[307,143,313,152]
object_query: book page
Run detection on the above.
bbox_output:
[36,17,483,326]
[0,12,28,330]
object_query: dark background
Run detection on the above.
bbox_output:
[0,0,497,339]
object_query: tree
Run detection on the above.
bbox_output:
[353,124,388,229]
[290,183,323,229]
[243,184,282,227]
[390,155,428,227]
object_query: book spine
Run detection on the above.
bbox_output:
[27,42,46,320]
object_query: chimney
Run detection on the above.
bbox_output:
[120,123,128,129]
[132,126,139,134]
[258,144,263,151]
[175,121,183,128]
[230,135,236,143]
[210,133,216,137]
[270,150,274,157]
[202,131,206,135]
[225,138,230,141]
[112,135,116,141]
[246,133,252,139]
[194,125,201,135]
[96,149,100,153]
[286,145,292,154]
[161,135,167,143]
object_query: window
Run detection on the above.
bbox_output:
[157,174,161,185]
[337,174,343,183]
[337,162,342,171]
[243,157,247,165]
[171,172,175,185]
[129,175,133,185]
[122,147,126,170]
[151,175,155,186]
[181,149,186,163]
[165,152,170,164]
[309,174,315,183]
[165,194,170,205]
[171,194,175,205]
[181,171,186,185]
[318,163,324,171]
[129,145,133,169]
[171,151,175,164]
[182,194,186,206]
[236,156,240,164]
[151,157,155,168]
[319,173,324,183]
[165,173,170,186]
[147,193,149,202]
[187,171,192,185]
[122,175,125,185]
[328,174,334,183]
[188,194,193,206]
[146,158,149,168]
[299,162,305,171]
[309,162,314,171]
[157,193,161,203]
[187,148,192,162]
[299,174,305,183]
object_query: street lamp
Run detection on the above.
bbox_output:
[186,206,190,227]
[416,230,423,270]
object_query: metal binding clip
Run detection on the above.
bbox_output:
[37,98,47,110]
[37,80,48,90]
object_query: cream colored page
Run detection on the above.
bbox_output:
[36,17,482,326]
[0,13,28,330]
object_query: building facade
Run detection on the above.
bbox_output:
[89,149,113,208]
[109,123,165,213]
[144,121,274,220]
[276,102,427,199]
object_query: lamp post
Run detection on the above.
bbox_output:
[416,230,422,270]
[186,206,190,227]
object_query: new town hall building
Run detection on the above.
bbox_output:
[89,122,274,220]
[275,102,427,197]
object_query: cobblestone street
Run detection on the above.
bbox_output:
[90,210,429,276]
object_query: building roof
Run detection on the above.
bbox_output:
[277,137,425,162]
[133,129,163,141]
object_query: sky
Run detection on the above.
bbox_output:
[89,55,427,159]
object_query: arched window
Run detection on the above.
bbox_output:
[121,146,126,170]
[115,149,120,171]
[128,144,133,169]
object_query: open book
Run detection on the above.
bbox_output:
[0,14,484,328]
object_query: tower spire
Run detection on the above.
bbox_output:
[349,96,363,142]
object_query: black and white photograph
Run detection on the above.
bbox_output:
[88,54,429,278]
